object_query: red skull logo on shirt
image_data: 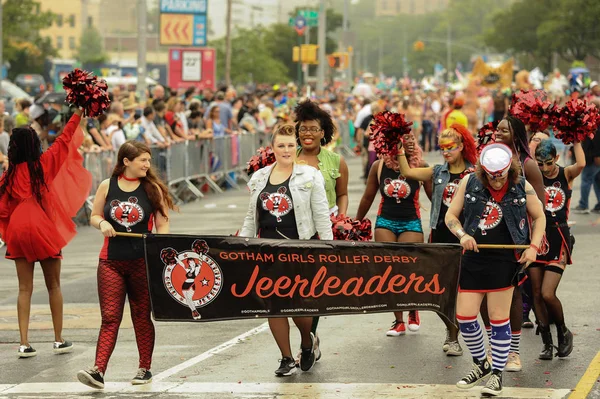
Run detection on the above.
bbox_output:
[110,196,144,232]
[478,201,503,235]
[260,186,292,222]
[383,177,411,204]
[545,182,566,215]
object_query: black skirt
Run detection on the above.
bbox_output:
[459,250,521,292]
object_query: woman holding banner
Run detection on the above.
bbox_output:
[355,122,431,338]
[77,141,175,389]
[294,99,349,362]
[396,123,478,356]
[445,143,545,396]
[239,124,333,377]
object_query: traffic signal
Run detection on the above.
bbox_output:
[327,52,349,69]
[293,45,318,64]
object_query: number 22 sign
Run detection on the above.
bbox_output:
[182,51,202,81]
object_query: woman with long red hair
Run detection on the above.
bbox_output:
[397,123,478,356]
[77,141,176,389]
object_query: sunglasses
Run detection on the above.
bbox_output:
[536,159,554,167]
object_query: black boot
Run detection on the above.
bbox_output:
[538,325,553,360]
[556,324,573,358]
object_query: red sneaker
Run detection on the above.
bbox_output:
[407,310,420,332]
[386,320,406,336]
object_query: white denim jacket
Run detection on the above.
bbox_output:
[239,163,333,240]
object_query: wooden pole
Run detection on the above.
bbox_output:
[477,244,529,249]
[115,232,145,238]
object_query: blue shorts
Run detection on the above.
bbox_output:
[375,217,423,236]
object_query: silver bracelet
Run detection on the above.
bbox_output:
[456,228,466,239]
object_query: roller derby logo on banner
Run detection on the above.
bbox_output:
[144,235,461,324]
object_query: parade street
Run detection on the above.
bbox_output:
[0,155,598,399]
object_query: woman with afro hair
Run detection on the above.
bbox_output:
[0,108,90,358]
[293,99,349,362]
[397,123,478,356]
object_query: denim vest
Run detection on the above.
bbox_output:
[430,161,473,228]
[462,174,530,245]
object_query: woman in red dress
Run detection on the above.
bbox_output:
[0,109,91,358]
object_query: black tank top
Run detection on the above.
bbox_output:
[378,164,421,221]
[463,197,515,262]
[100,177,155,260]
[543,166,571,223]
[257,176,299,239]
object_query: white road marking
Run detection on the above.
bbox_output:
[203,203,217,208]
[227,204,237,208]
[152,321,270,382]
[0,382,572,398]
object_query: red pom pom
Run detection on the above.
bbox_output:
[476,121,498,151]
[509,90,558,133]
[369,111,413,158]
[554,98,600,144]
[330,214,373,241]
[62,68,111,117]
[246,146,276,175]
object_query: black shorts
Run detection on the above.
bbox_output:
[459,251,520,292]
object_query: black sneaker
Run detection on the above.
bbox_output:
[299,332,316,372]
[53,340,73,354]
[592,208,600,214]
[17,345,36,358]
[481,371,503,396]
[456,358,491,389]
[274,357,297,376]
[77,366,105,389]
[131,368,152,385]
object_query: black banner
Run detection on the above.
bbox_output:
[144,235,461,324]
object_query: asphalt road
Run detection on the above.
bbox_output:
[0,154,598,399]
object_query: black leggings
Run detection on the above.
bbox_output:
[526,266,565,327]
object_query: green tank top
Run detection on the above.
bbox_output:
[297,147,341,209]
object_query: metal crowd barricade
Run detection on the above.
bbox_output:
[83,150,116,210]
[81,134,261,207]
[187,138,223,194]
[210,136,240,190]
[235,133,258,183]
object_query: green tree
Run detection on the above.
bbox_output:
[2,0,57,79]
[212,27,290,85]
[76,26,108,66]
[536,0,600,62]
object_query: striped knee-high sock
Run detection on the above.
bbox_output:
[457,315,486,361]
[490,318,512,372]
[511,330,521,354]
[486,326,492,344]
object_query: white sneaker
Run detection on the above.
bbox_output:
[505,352,522,372]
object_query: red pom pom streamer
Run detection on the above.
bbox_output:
[246,146,276,175]
[330,214,373,241]
[554,98,600,145]
[62,68,111,117]
[509,90,558,133]
[369,111,413,158]
[476,120,498,152]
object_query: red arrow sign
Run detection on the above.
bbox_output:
[164,21,172,39]
[173,21,180,40]
[182,22,189,38]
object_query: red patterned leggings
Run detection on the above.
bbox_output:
[95,258,155,373]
